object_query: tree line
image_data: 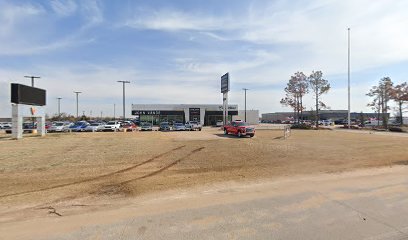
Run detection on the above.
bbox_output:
[280,71,330,128]
[367,77,408,128]
[280,72,408,129]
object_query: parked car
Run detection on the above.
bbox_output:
[69,121,89,132]
[121,122,137,131]
[85,122,104,132]
[0,122,12,129]
[48,122,71,132]
[185,121,202,131]
[159,122,171,131]
[223,120,255,137]
[140,122,153,131]
[173,122,186,131]
[216,120,223,127]
[103,121,121,131]
[319,120,334,126]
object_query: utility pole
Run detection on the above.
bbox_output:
[117,81,130,121]
[57,97,62,119]
[347,27,351,129]
[100,111,103,119]
[242,88,249,122]
[74,91,82,119]
[24,75,40,87]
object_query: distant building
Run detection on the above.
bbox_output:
[0,118,12,122]
[233,110,259,125]
[261,110,386,122]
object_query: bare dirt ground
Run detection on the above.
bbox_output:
[0,128,407,223]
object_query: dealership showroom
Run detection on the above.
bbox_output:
[131,104,259,126]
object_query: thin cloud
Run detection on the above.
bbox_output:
[50,0,77,17]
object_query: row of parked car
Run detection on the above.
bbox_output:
[139,121,203,131]
[47,120,138,132]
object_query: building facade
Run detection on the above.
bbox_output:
[131,104,238,126]
[232,110,260,125]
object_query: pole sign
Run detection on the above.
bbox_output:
[11,83,46,106]
[221,73,230,93]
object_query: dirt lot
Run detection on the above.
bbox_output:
[0,128,407,222]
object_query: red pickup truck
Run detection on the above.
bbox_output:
[223,120,255,138]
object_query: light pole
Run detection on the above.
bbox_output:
[74,91,82,119]
[24,75,40,87]
[113,103,116,120]
[242,88,249,122]
[57,97,62,119]
[347,27,351,129]
[117,81,130,121]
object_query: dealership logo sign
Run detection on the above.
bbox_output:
[30,107,36,115]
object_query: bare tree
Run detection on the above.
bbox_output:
[367,77,394,128]
[308,71,330,128]
[280,72,308,124]
[391,82,408,125]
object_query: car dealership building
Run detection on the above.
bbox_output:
[131,104,239,126]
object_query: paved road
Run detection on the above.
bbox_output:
[3,166,408,240]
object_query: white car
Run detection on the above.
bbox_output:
[0,122,12,129]
[185,121,202,131]
[216,120,223,127]
[103,121,121,131]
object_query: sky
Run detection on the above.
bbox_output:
[1,0,408,118]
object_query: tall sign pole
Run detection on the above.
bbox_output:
[221,73,230,126]
[117,81,130,121]
[348,27,351,128]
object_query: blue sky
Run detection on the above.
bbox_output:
[1,0,408,117]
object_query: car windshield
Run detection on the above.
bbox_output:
[174,123,183,126]
[91,123,99,126]
[107,121,116,125]
[142,123,151,126]
[237,122,249,126]
[55,123,64,126]
[161,123,169,126]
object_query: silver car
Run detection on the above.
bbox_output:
[48,122,71,132]
[84,122,104,132]
[173,123,186,131]
[140,122,153,131]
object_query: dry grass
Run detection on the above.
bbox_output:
[0,128,407,221]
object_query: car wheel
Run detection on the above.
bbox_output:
[199,128,202,131]
[224,129,228,135]
[250,134,254,138]
[237,131,242,137]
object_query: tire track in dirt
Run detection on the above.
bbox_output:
[119,146,205,185]
[0,145,186,198]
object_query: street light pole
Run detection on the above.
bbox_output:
[57,97,62,119]
[114,103,116,120]
[117,81,130,121]
[242,88,249,122]
[24,75,40,87]
[347,27,351,129]
[74,91,82,119]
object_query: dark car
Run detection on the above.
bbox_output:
[159,122,171,131]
